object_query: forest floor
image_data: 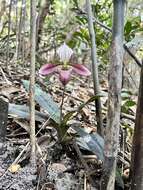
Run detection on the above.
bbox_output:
[0,62,132,190]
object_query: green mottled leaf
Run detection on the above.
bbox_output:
[22,80,60,124]
[8,104,48,122]
[71,125,104,161]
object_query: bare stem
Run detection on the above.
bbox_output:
[60,85,66,123]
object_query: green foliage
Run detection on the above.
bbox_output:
[124,100,136,107]
[122,99,136,114]
[0,0,142,68]
[22,80,103,142]
[72,28,90,44]
[124,17,143,41]
[22,80,61,124]
[121,89,136,114]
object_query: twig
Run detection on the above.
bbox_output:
[13,142,30,165]
[36,142,45,164]
[36,117,50,136]
[93,18,112,32]
[123,44,142,67]
[0,142,30,180]
[0,67,11,85]
[74,7,112,32]
[36,174,41,190]
[84,174,87,190]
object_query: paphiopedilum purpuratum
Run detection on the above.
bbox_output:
[39,43,91,85]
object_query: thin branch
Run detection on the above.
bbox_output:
[29,0,37,166]
[123,44,142,67]
[86,0,103,136]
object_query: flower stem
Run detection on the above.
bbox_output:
[60,85,66,123]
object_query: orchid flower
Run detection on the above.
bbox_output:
[39,43,91,85]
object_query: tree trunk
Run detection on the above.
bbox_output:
[6,0,12,71]
[15,0,26,60]
[131,63,143,190]
[100,0,125,189]
[36,0,52,49]
[21,0,26,64]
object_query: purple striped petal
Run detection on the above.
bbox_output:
[39,64,58,75]
[57,43,73,62]
[72,64,91,76]
[58,69,72,85]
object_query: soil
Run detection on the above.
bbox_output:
[0,141,97,190]
[0,142,36,190]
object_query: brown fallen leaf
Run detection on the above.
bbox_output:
[0,85,20,98]
[8,164,21,173]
